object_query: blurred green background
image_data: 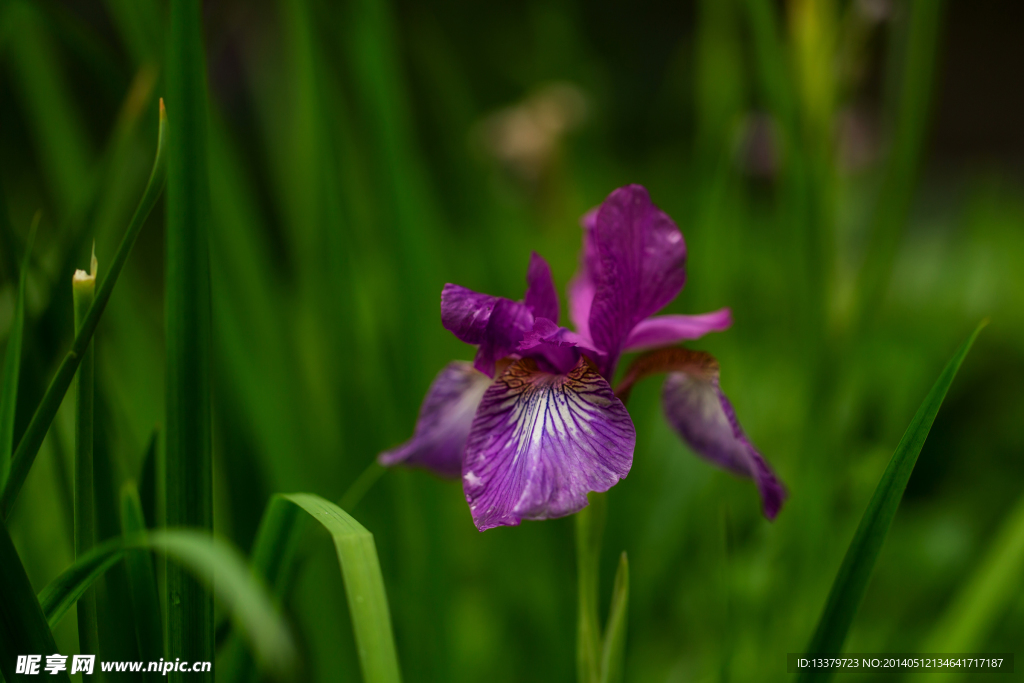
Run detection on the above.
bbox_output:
[1,0,1022,680]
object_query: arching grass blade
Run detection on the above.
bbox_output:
[37,530,296,680]
[799,321,986,682]
[0,101,167,519]
[923,489,1024,682]
[218,496,304,683]
[282,493,402,683]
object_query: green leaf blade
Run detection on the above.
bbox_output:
[0,101,167,519]
[799,321,987,682]
[36,530,296,680]
[165,0,215,675]
[282,493,402,683]
[120,481,164,664]
[0,518,72,683]
[599,552,629,683]
[0,216,37,492]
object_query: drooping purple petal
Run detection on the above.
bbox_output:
[588,185,687,367]
[379,362,492,478]
[462,357,635,531]
[661,371,786,520]
[623,308,732,352]
[524,252,559,323]
[441,284,534,377]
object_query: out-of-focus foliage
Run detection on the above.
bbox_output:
[1,0,1022,681]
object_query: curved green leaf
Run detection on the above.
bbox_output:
[282,493,401,683]
[799,321,986,682]
[223,493,401,683]
[36,530,296,680]
[923,489,1024,682]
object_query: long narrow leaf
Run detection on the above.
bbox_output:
[165,0,214,674]
[38,542,124,631]
[0,517,71,683]
[120,481,163,664]
[37,531,296,679]
[0,102,168,519]
[924,489,1024,680]
[218,496,304,683]
[799,321,986,682]
[0,215,38,492]
[283,493,402,683]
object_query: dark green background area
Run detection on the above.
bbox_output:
[1,0,1022,681]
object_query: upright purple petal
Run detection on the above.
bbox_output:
[462,357,635,531]
[524,252,559,323]
[379,362,492,478]
[441,284,534,377]
[567,273,595,342]
[662,371,786,520]
[623,308,733,352]
[588,185,687,367]
[568,211,601,341]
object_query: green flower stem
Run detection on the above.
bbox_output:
[576,491,606,683]
[72,253,100,662]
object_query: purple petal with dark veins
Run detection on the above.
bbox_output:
[379,362,492,478]
[462,357,635,531]
[524,252,559,323]
[661,371,786,520]
[623,308,732,352]
[588,185,687,366]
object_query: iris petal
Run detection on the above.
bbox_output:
[662,371,786,520]
[568,211,601,342]
[379,362,492,478]
[441,283,534,377]
[462,357,635,531]
[524,252,559,323]
[587,185,688,369]
[623,308,732,352]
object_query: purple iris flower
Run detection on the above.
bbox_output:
[379,185,786,531]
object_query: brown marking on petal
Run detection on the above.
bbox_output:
[614,347,719,404]
[494,357,515,377]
